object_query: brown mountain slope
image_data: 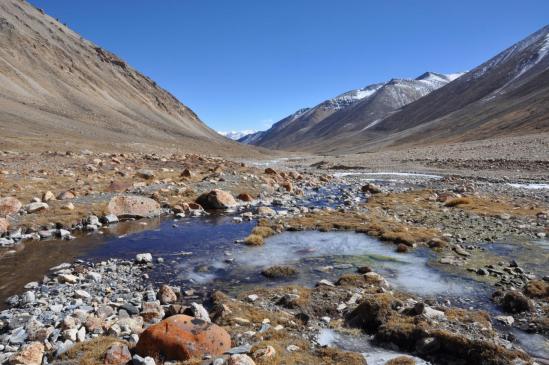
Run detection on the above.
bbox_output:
[0,0,251,155]
[317,25,549,153]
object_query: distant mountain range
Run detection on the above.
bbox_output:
[218,130,257,140]
[242,25,549,153]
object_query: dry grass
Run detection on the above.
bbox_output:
[444,197,472,207]
[244,234,265,246]
[252,226,275,238]
[61,336,128,365]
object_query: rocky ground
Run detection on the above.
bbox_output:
[0,148,547,364]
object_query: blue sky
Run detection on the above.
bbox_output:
[30,1,549,133]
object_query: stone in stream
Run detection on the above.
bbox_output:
[0,197,22,216]
[135,314,231,361]
[135,253,153,264]
[196,189,237,209]
[107,195,160,219]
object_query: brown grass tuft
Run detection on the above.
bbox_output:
[61,337,127,365]
[244,234,264,246]
[444,197,472,207]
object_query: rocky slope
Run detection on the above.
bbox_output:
[243,73,461,150]
[0,0,249,155]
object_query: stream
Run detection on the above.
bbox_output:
[0,171,547,362]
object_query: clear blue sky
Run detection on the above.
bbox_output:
[29,0,549,132]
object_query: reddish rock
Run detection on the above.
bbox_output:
[107,195,160,219]
[196,190,236,209]
[237,193,254,202]
[9,342,44,365]
[396,244,409,253]
[135,314,231,361]
[0,197,22,217]
[0,218,9,235]
[104,343,131,365]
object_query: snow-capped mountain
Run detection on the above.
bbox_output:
[244,72,462,149]
[218,130,257,141]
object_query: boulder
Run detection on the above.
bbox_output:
[135,314,231,361]
[0,197,22,217]
[107,195,160,219]
[237,193,254,202]
[264,168,278,175]
[25,202,49,213]
[104,343,132,365]
[196,190,236,209]
[257,206,276,216]
[42,191,55,202]
[180,169,192,178]
[158,284,178,304]
[9,342,44,365]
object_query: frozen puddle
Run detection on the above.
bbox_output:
[507,183,549,190]
[317,329,430,365]
[333,171,443,179]
[234,231,482,297]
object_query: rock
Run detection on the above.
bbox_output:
[423,306,446,321]
[264,168,277,175]
[495,315,515,326]
[0,218,9,234]
[361,183,382,194]
[180,169,192,178]
[21,291,35,305]
[158,284,178,304]
[257,206,276,216]
[141,301,165,323]
[252,345,275,360]
[58,274,78,284]
[104,343,132,365]
[188,302,211,322]
[196,190,237,209]
[8,342,44,365]
[107,195,160,219]
[136,169,155,179]
[237,193,254,202]
[501,291,533,313]
[396,243,408,253]
[0,197,22,216]
[135,253,153,263]
[102,214,119,225]
[24,202,48,213]
[74,289,91,299]
[61,202,74,210]
[229,354,256,365]
[132,354,156,365]
[57,191,76,200]
[42,191,55,202]
[135,314,231,361]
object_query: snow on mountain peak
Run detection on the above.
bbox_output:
[218,130,257,140]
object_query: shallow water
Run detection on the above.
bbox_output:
[507,183,549,190]
[317,329,431,365]
[333,171,442,179]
